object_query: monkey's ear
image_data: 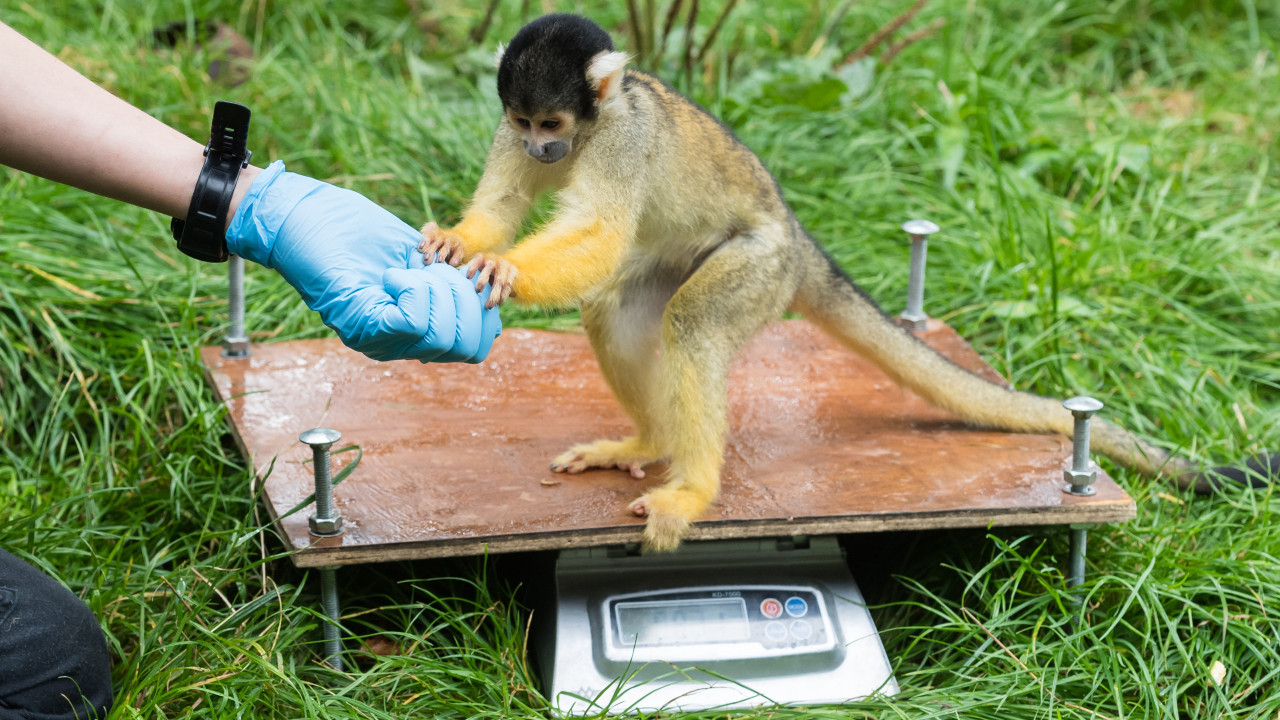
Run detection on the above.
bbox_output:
[493,42,506,69]
[587,50,628,104]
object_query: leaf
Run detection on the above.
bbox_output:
[988,294,1095,319]
[1017,149,1065,177]
[761,75,848,111]
[729,53,850,112]
[1209,660,1226,687]
[938,124,968,190]
[1118,142,1151,177]
[837,56,876,102]
[1054,295,1096,318]
[988,299,1039,319]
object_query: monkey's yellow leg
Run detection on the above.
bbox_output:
[627,354,729,551]
[551,270,673,476]
[631,228,801,551]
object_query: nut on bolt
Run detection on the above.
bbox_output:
[1063,466,1097,492]
[222,336,250,358]
[309,514,344,536]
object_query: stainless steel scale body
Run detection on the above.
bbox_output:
[538,536,898,715]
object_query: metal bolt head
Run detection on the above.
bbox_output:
[902,219,940,237]
[299,427,343,449]
[309,514,345,536]
[1062,396,1104,417]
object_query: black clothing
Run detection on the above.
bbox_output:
[0,549,112,720]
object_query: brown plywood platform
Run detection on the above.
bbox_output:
[201,320,1134,568]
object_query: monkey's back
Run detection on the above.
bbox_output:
[617,72,795,255]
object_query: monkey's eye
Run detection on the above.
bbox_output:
[514,117,531,129]
[541,119,561,130]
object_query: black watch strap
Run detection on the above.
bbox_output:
[171,101,253,263]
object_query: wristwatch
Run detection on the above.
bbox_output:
[171,101,252,262]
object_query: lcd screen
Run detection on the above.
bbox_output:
[615,598,751,646]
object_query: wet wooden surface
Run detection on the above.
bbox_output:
[201,319,1134,568]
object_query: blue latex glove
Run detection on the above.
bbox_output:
[226,161,501,363]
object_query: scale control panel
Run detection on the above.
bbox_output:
[601,585,837,663]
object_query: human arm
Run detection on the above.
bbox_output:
[0,20,243,219]
[0,21,500,362]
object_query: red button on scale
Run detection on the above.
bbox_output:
[760,598,783,618]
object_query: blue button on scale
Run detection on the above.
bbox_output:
[785,596,808,617]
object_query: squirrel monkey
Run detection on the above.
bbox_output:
[421,14,1276,551]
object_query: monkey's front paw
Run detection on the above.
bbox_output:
[550,438,661,478]
[418,221,467,266]
[465,253,519,309]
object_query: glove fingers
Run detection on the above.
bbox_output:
[380,268,455,362]
[422,264,483,362]
[354,267,501,363]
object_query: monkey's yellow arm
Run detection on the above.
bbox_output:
[439,131,540,257]
[503,214,632,307]
[447,211,514,256]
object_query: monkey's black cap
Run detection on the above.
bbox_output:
[497,14,614,121]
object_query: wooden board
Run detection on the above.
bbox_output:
[201,320,1134,568]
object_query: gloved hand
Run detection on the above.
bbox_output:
[225,161,501,362]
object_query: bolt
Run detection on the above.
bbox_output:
[1062,396,1103,496]
[300,428,344,536]
[223,255,250,358]
[1067,524,1090,588]
[319,566,343,671]
[900,219,939,331]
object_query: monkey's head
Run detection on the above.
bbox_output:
[495,14,628,164]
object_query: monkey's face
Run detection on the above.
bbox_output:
[507,108,576,164]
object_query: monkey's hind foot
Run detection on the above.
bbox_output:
[638,509,690,553]
[550,437,661,479]
[628,485,713,552]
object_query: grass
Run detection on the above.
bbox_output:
[1,0,1278,717]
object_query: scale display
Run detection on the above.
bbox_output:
[604,586,835,662]
[614,596,750,645]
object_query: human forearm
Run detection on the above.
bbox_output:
[0,21,502,364]
[0,21,258,223]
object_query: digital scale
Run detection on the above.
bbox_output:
[536,536,898,715]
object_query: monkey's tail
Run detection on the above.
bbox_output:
[791,240,1275,492]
